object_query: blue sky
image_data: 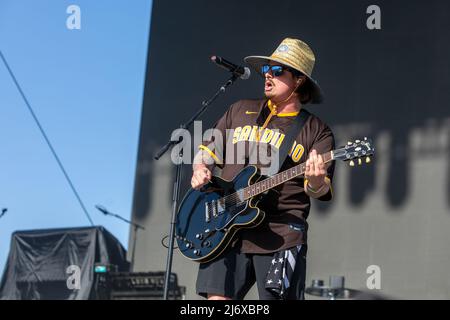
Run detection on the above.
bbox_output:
[0,1,152,274]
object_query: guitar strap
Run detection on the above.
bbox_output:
[267,108,310,176]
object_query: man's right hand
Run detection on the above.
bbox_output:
[191,165,212,190]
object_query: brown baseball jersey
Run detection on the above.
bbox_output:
[199,99,335,253]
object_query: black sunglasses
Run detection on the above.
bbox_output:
[261,65,302,78]
[261,65,286,77]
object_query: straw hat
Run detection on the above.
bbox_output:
[244,38,324,104]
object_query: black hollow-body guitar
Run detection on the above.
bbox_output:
[175,138,374,263]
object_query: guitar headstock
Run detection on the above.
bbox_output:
[333,137,375,166]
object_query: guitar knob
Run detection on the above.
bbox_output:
[185,242,193,249]
[195,234,203,240]
[203,241,211,247]
[204,229,210,234]
[193,249,201,256]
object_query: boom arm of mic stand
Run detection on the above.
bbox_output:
[108,212,145,230]
[153,73,239,300]
[154,73,239,160]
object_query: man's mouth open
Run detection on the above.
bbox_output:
[265,81,274,91]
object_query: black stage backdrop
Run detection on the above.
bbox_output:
[0,226,129,300]
[129,0,450,299]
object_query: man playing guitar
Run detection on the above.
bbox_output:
[191,38,334,300]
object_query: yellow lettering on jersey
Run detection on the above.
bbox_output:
[255,127,265,142]
[239,125,252,141]
[275,134,285,149]
[270,131,281,146]
[261,129,274,143]
[291,144,305,162]
[249,125,259,142]
[232,126,293,152]
[289,141,297,156]
[232,127,242,144]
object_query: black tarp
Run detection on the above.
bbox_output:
[0,226,129,300]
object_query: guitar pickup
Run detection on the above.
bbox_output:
[205,202,211,222]
[205,201,218,221]
[205,199,226,222]
[211,200,218,217]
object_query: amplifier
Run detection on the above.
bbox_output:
[94,271,185,300]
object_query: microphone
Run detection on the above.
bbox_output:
[211,56,251,80]
[95,205,109,215]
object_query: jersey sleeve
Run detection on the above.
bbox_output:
[198,103,236,168]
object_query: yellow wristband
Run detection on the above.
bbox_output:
[304,179,326,193]
[198,145,221,164]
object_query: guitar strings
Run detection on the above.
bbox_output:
[218,163,306,207]
[208,152,334,211]
[206,148,371,215]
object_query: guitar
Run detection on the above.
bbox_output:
[175,138,375,263]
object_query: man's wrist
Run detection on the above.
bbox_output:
[193,163,206,171]
[305,176,326,190]
[304,177,330,198]
[193,149,215,170]
[307,181,325,193]
[193,162,214,173]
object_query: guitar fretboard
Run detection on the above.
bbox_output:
[242,151,334,200]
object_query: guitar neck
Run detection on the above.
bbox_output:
[242,151,334,199]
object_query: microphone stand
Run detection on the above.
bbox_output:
[98,206,145,272]
[154,73,240,300]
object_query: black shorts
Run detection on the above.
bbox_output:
[196,244,307,300]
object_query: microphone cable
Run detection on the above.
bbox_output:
[161,235,179,249]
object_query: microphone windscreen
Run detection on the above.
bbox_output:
[240,67,251,80]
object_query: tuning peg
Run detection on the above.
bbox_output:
[366,157,371,164]
[358,158,362,165]
[347,141,353,145]
[355,140,361,143]
[349,160,355,167]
